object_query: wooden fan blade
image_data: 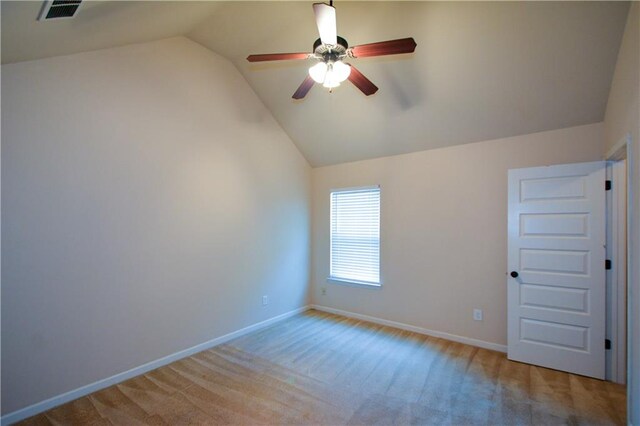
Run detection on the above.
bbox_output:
[313,3,337,46]
[350,38,417,58]
[348,65,378,96]
[292,76,315,99]
[247,52,310,62]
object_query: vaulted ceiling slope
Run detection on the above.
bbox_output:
[2,1,630,167]
[0,1,222,64]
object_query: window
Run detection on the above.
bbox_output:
[329,186,380,286]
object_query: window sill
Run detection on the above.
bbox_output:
[326,277,382,289]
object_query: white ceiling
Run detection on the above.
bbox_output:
[2,1,630,167]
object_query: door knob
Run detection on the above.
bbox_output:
[510,271,519,278]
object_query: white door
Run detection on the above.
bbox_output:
[508,161,606,379]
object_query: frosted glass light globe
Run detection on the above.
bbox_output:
[322,63,341,88]
[332,61,351,82]
[309,62,328,83]
[323,78,341,88]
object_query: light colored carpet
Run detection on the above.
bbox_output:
[17,309,626,425]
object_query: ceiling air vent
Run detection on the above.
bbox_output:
[38,0,82,21]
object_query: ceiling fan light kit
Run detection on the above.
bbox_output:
[246,2,417,100]
[309,61,351,88]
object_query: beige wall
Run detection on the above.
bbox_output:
[603,3,640,424]
[311,123,603,347]
[604,2,639,156]
[1,37,311,414]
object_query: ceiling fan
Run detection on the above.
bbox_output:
[246,2,417,99]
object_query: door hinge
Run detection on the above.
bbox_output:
[605,180,612,190]
[605,259,612,270]
[605,339,612,350]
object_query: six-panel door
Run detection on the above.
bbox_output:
[507,161,606,379]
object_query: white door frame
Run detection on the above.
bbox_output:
[605,133,631,388]
[606,159,627,384]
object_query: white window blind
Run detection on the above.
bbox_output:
[330,186,380,286]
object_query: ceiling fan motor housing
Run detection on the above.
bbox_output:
[313,36,349,62]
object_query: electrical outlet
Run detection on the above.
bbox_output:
[321,287,327,296]
[262,295,269,306]
[473,309,483,321]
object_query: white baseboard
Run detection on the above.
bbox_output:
[311,304,507,353]
[1,305,310,426]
